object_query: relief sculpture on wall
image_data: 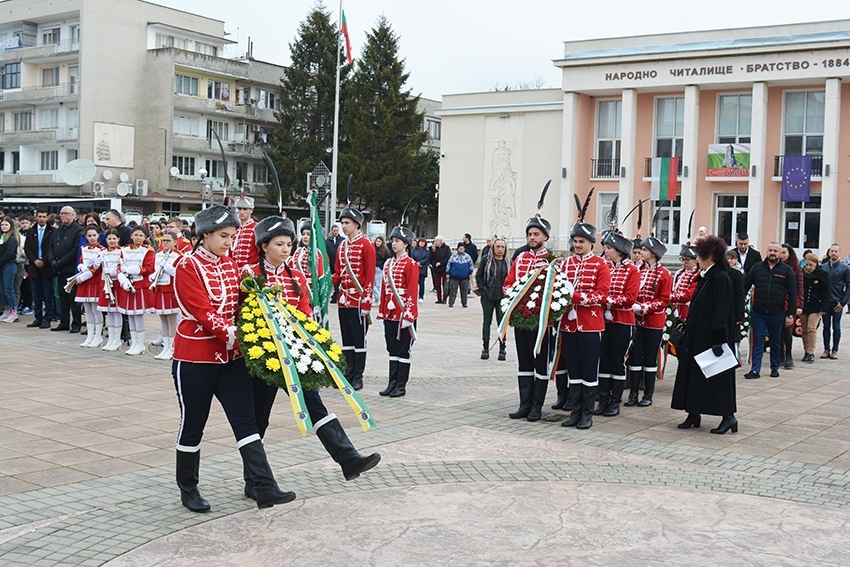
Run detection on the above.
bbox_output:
[489,140,516,237]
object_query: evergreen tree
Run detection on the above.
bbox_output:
[341,16,432,221]
[267,3,349,206]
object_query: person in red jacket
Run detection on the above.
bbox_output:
[377,225,419,398]
[595,231,640,417]
[290,220,326,295]
[229,196,258,274]
[332,205,376,391]
[671,245,699,322]
[625,236,673,408]
[558,222,610,429]
[172,204,295,513]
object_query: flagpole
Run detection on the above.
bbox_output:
[330,0,343,235]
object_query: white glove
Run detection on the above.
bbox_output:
[402,320,412,329]
[124,265,141,276]
[106,266,119,278]
[76,270,93,284]
[604,310,613,321]
[360,309,371,318]
[77,263,87,272]
[633,304,643,315]
[117,272,133,291]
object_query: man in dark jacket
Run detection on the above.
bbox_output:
[429,236,451,304]
[734,233,762,274]
[462,234,479,265]
[820,243,850,359]
[48,206,84,332]
[24,210,55,328]
[325,224,343,303]
[743,242,797,379]
[100,209,132,246]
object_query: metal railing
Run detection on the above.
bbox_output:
[591,158,620,179]
[644,157,684,177]
[0,82,79,101]
[773,155,823,178]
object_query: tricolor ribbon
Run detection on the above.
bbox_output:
[385,257,418,342]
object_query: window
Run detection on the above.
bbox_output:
[175,74,199,96]
[162,202,181,216]
[0,113,4,133]
[67,149,78,162]
[654,197,681,248]
[69,65,78,94]
[715,195,749,246]
[596,192,618,231]
[40,150,59,171]
[173,37,187,50]
[426,119,441,141]
[207,80,230,101]
[206,120,229,141]
[595,99,621,178]
[156,34,174,48]
[173,115,199,137]
[784,91,825,156]
[41,67,60,87]
[253,164,268,184]
[195,42,217,56]
[783,197,821,252]
[717,94,751,144]
[41,27,60,45]
[14,112,32,131]
[257,89,277,110]
[205,159,225,179]
[655,97,684,164]
[38,108,58,130]
[2,63,21,89]
[171,155,195,175]
[70,25,80,45]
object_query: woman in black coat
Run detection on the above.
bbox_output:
[671,235,738,434]
[475,237,509,360]
[799,252,831,362]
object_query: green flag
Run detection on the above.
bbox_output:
[308,191,333,329]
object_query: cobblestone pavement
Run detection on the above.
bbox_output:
[1,293,850,565]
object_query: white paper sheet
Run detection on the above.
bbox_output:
[694,344,740,379]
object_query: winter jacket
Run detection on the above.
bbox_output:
[803,266,831,314]
[429,244,451,274]
[447,252,473,279]
[410,246,430,277]
[821,259,850,306]
[743,259,797,316]
[0,233,18,268]
[475,254,508,301]
[48,222,84,276]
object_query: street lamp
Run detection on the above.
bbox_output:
[198,168,211,208]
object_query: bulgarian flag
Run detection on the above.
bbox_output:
[650,157,679,201]
[341,10,353,66]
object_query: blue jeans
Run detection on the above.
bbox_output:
[30,275,55,323]
[751,310,785,373]
[822,302,843,353]
[1,263,16,310]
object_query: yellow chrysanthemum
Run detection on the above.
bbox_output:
[257,327,272,339]
[330,343,342,355]
[243,333,258,343]
[328,350,340,362]
[247,345,264,360]
[241,322,255,333]
[241,311,255,321]
[304,320,319,332]
[293,310,307,322]
[254,318,267,329]
[265,358,281,371]
[262,341,276,353]
[252,308,263,317]
[317,329,332,341]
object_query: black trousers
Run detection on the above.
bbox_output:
[481,296,504,344]
[30,275,55,323]
[515,327,551,379]
[600,322,632,379]
[172,358,260,451]
[338,306,369,354]
[384,319,414,362]
[57,272,81,327]
[628,327,663,372]
[251,376,329,439]
[560,330,602,387]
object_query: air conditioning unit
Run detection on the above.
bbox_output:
[135,179,149,196]
[92,182,105,196]
[252,124,261,132]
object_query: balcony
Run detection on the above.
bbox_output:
[0,39,80,62]
[773,155,823,179]
[591,158,621,179]
[0,128,78,144]
[644,157,684,178]
[0,172,63,185]
[173,94,277,123]
[1,82,79,104]
[173,134,268,158]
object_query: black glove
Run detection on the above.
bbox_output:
[711,345,724,357]
[50,260,60,270]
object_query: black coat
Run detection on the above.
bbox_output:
[475,255,508,301]
[736,246,762,274]
[48,222,84,276]
[727,266,746,335]
[24,224,54,278]
[325,235,343,273]
[802,266,831,314]
[671,263,737,417]
[429,244,450,274]
[0,233,17,268]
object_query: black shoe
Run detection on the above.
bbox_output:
[677,413,701,429]
[551,395,567,410]
[497,343,506,361]
[637,397,653,407]
[623,392,639,407]
[240,440,296,509]
[770,369,780,377]
[70,325,81,334]
[481,347,489,360]
[783,357,794,368]
[27,320,43,328]
[315,418,381,481]
[744,371,760,379]
[710,415,738,434]
[176,450,211,513]
[51,324,70,331]
[39,321,52,329]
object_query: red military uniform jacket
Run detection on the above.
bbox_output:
[173,246,242,364]
[230,219,259,274]
[559,253,610,333]
[291,245,325,293]
[378,253,419,325]
[605,259,640,325]
[332,233,376,311]
[175,236,192,255]
[503,248,550,293]
[635,262,673,330]
[249,261,312,316]
[671,266,699,320]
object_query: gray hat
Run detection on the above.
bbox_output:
[570,222,597,243]
[298,220,311,234]
[641,236,667,260]
[254,215,296,247]
[679,244,697,259]
[389,225,415,246]
[602,231,633,257]
[233,195,255,209]
[194,205,240,236]
[339,206,364,227]
[525,215,551,238]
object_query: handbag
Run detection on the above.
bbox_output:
[668,324,685,349]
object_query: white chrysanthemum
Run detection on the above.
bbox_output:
[529,292,539,301]
[662,333,670,342]
[526,300,536,309]
[296,362,309,374]
[538,274,545,280]
[553,291,562,299]
[311,360,324,373]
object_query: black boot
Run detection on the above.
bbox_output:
[481,341,489,360]
[577,384,597,429]
[497,340,507,361]
[624,369,642,407]
[388,361,409,397]
[677,413,701,429]
[315,417,381,480]
[351,350,366,391]
[343,349,356,386]
[239,440,296,509]
[561,383,583,427]
[243,463,256,501]
[526,379,549,422]
[551,372,568,410]
[593,377,611,416]
[638,370,656,407]
[509,376,534,419]
[379,360,399,396]
[176,450,210,512]
[604,377,626,417]
[710,415,738,434]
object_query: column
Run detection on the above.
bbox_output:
[559,92,579,238]
[820,78,841,250]
[619,88,638,237]
[681,85,699,244]
[748,82,768,252]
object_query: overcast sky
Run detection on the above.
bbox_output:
[157,0,850,100]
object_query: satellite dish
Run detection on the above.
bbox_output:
[62,159,97,186]
[116,182,131,196]
[102,169,113,181]
[119,172,130,182]
[169,166,180,177]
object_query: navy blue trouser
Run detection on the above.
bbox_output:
[751,310,785,373]
[251,376,329,439]
[561,330,602,387]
